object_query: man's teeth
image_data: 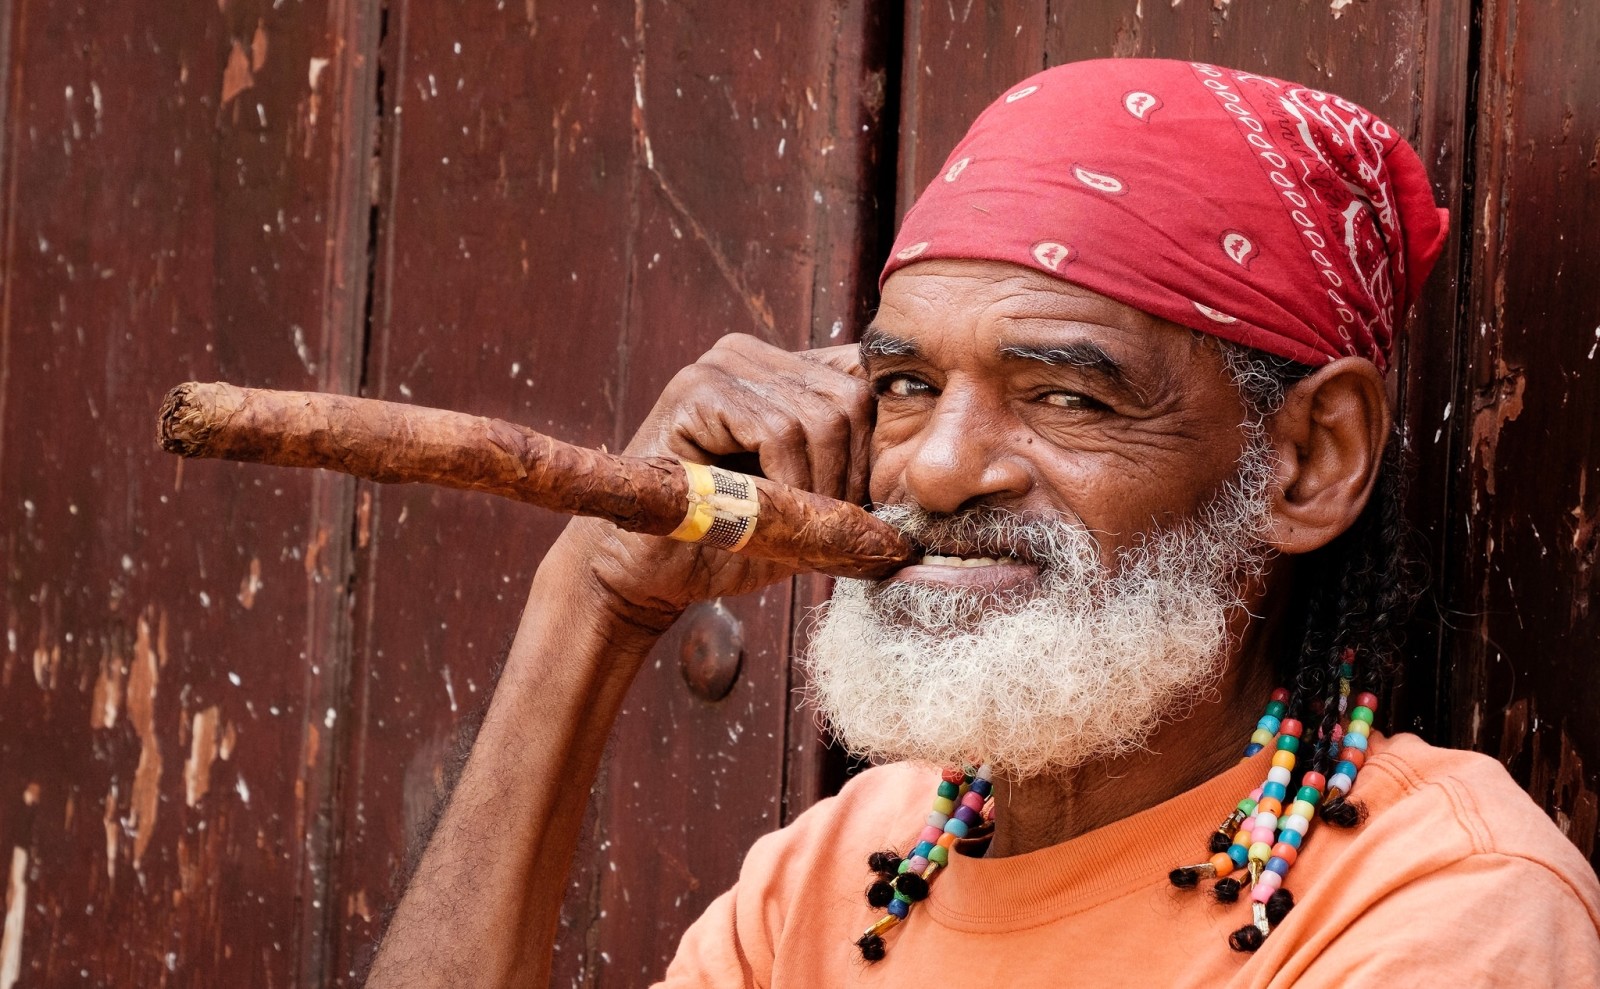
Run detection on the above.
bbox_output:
[919,554,1023,568]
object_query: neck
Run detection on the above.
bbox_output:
[984,610,1283,859]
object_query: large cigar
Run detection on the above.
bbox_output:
[157,382,914,579]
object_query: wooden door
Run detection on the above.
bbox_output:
[1,1,1595,986]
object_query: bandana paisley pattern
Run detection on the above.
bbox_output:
[880,59,1450,371]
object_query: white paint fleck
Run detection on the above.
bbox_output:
[228,672,242,687]
[510,361,520,376]
[777,138,785,158]
[308,57,330,90]
[1330,0,1353,17]
[398,383,413,398]
[292,324,316,374]
[829,319,844,340]
[198,591,211,608]
[324,707,337,729]
[442,666,458,713]
[121,554,134,573]
[1588,326,1598,360]
[0,847,26,989]
[236,777,251,804]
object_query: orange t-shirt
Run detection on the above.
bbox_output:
[657,733,1600,987]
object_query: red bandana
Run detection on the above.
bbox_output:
[880,59,1450,371]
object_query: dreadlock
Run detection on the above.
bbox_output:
[1220,341,1416,827]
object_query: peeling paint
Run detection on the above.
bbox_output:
[1330,0,1353,18]
[102,784,118,882]
[127,612,165,868]
[357,491,373,549]
[0,848,25,989]
[238,557,263,609]
[1470,358,1526,496]
[221,41,254,106]
[90,640,125,729]
[185,706,220,807]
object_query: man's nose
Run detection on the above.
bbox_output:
[899,394,1032,515]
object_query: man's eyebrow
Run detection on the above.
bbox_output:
[858,325,921,360]
[997,341,1127,384]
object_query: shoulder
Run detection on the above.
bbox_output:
[1358,733,1597,896]
[1255,734,1600,983]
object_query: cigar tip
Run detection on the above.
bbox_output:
[156,381,210,456]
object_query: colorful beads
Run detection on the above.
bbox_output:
[860,760,998,960]
[1174,683,1379,953]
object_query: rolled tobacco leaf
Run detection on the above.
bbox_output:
[157,381,914,579]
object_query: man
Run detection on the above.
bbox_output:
[367,60,1600,986]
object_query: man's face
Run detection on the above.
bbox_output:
[862,258,1256,571]
[802,259,1277,777]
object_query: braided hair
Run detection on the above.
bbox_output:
[1221,342,1414,826]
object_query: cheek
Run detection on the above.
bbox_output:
[866,437,911,505]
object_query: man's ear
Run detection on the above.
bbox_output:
[1263,357,1391,555]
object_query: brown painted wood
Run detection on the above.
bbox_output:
[0,0,376,986]
[329,1,638,983]
[1448,0,1600,863]
[330,1,891,984]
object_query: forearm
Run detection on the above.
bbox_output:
[366,541,667,987]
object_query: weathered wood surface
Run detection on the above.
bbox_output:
[1447,0,1600,858]
[2,0,1598,986]
[0,0,377,985]
[328,1,891,985]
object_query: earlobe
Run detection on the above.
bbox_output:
[1263,358,1391,555]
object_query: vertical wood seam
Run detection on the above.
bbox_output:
[301,0,390,982]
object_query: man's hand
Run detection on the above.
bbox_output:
[365,333,873,988]
[545,333,874,631]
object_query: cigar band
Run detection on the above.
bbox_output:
[669,461,759,552]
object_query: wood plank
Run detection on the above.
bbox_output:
[331,0,890,983]
[591,0,893,980]
[329,1,637,983]
[898,0,1048,213]
[1450,0,1600,863]
[0,0,375,984]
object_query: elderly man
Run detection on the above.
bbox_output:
[366,60,1600,985]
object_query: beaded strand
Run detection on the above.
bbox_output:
[1171,683,1378,950]
[856,763,994,961]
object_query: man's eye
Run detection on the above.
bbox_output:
[1038,391,1102,410]
[875,375,933,398]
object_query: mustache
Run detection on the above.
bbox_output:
[870,503,1102,570]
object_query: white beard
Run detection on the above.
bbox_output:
[801,434,1276,780]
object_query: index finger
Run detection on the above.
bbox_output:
[799,343,865,379]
